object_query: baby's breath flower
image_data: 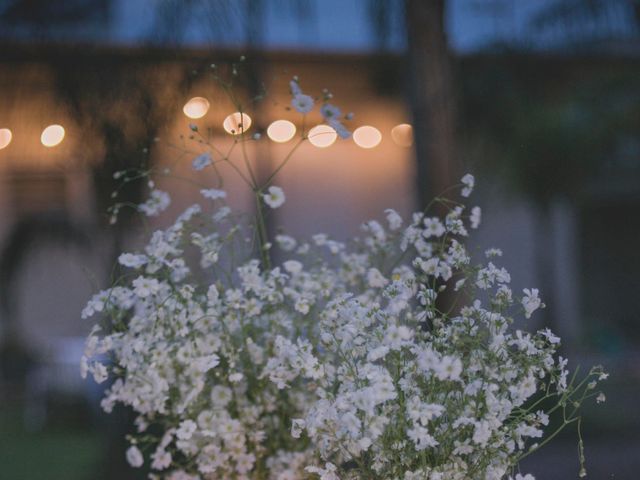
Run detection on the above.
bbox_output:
[292,93,314,114]
[84,73,602,480]
[126,445,144,468]
[200,188,226,200]
[138,190,170,216]
[192,152,212,171]
[263,186,286,208]
[461,173,475,197]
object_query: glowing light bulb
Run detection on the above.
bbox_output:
[391,123,413,147]
[0,128,12,150]
[41,125,65,147]
[223,112,252,135]
[353,126,382,149]
[267,120,296,143]
[183,97,210,119]
[308,125,337,148]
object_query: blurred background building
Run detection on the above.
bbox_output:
[0,0,639,479]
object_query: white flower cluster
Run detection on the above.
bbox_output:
[83,74,606,480]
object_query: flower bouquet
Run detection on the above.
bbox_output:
[81,68,606,480]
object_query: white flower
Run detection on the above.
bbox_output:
[407,425,439,450]
[283,260,303,274]
[291,418,305,438]
[263,186,286,208]
[385,209,403,230]
[320,103,341,120]
[472,420,492,446]
[91,362,108,384]
[423,217,445,238]
[138,190,170,216]
[292,93,314,113]
[275,234,297,251]
[596,392,606,403]
[461,173,475,197]
[132,276,161,298]
[305,463,339,480]
[126,445,144,468]
[434,355,462,381]
[151,448,172,470]
[539,328,560,344]
[290,79,302,95]
[229,372,244,383]
[470,206,481,229]
[328,118,351,139]
[367,268,388,288]
[118,253,148,269]
[200,188,226,200]
[522,288,542,319]
[193,354,220,373]
[192,152,212,171]
[176,420,197,440]
[213,206,231,222]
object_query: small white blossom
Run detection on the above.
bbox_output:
[461,173,475,197]
[176,420,197,440]
[263,186,286,208]
[292,94,314,113]
[192,152,212,171]
[367,268,388,288]
[138,190,170,216]
[132,276,161,298]
[283,260,303,274]
[118,253,148,269]
[385,209,403,230]
[126,445,144,468]
[200,188,226,200]
[470,206,481,229]
[522,288,542,319]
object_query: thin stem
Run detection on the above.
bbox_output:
[254,191,271,270]
[263,138,306,188]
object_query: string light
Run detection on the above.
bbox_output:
[267,120,296,143]
[391,123,413,147]
[0,128,12,150]
[183,97,210,119]
[353,126,382,149]
[41,125,65,147]
[223,112,252,135]
[308,125,337,148]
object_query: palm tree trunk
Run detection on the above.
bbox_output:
[405,0,458,208]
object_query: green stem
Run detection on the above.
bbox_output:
[263,138,306,187]
[254,191,272,270]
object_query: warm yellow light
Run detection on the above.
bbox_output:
[223,112,252,135]
[353,125,382,149]
[41,124,65,147]
[267,120,296,143]
[0,128,12,150]
[391,123,413,147]
[183,97,210,119]
[308,125,337,148]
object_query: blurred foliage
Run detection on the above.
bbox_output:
[459,55,640,203]
[0,400,104,480]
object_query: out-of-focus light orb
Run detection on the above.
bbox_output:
[353,125,382,149]
[308,124,337,148]
[183,97,210,119]
[41,124,65,147]
[223,112,252,135]
[0,128,12,149]
[267,120,296,143]
[391,123,413,147]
